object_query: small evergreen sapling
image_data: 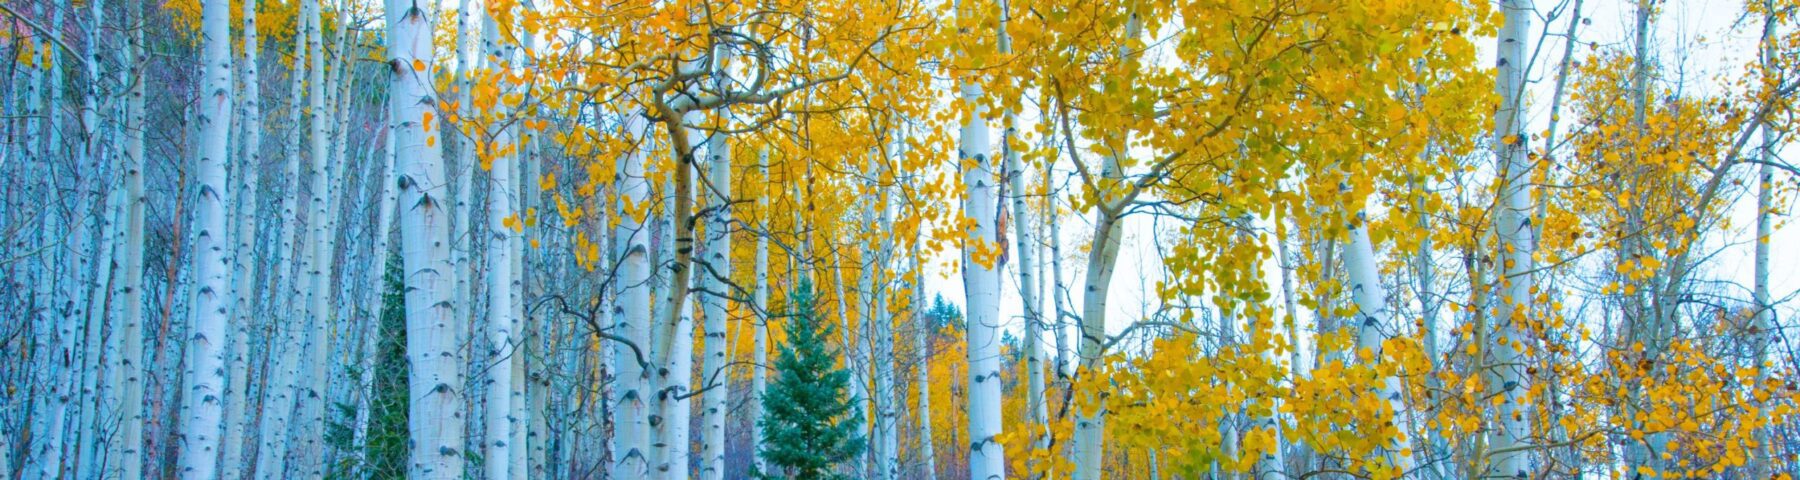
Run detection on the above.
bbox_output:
[755,280,867,479]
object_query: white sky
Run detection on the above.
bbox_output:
[918,0,1800,362]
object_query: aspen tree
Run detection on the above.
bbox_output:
[172,0,236,470]
[1488,0,1535,477]
[388,0,467,475]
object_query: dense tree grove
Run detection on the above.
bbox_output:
[1,0,1799,478]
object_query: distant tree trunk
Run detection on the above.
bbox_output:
[112,0,152,474]
[389,0,466,476]
[255,13,310,474]
[1005,93,1047,466]
[294,2,342,472]
[219,0,263,473]
[74,0,114,473]
[355,115,400,474]
[750,151,771,475]
[912,248,936,480]
[1751,2,1777,476]
[1488,1,1534,477]
[868,151,900,480]
[173,0,236,470]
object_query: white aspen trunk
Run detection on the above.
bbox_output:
[750,151,771,474]
[219,0,261,474]
[835,255,870,479]
[389,0,467,476]
[1046,164,1069,389]
[37,5,73,478]
[959,56,1007,480]
[650,106,702,480]
[1342,210,1419,475]
[655,295,693,480]
[74,0,112,472]
[1005,102,1047,460]
[1071,14,1139,478]
[1489,1,1534,477]
[451,0,484,421]
[1751,3,1776,476]
[1070,145,1124,480]
[912,251,936,480]
[1275,217,1312,471]
[255,23,310,474]
[113,1,151,473]
[483,12,519,480]
[858,148,898,480]
[174,0,236,471]
[295,3,341,473]
[611,113,654,478]
[355,118,400,473]
[698,101,732,480]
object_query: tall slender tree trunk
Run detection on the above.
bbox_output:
[1488,1,1535,477]
[388,0,467,476]
[698,90,733,480]
[959,22,1007,477]
[867,149,899,480]
[219,1,262,475]
[611,113,654,478]
[483,12,520,480]
[294,2,341,472]
[1750,2,1777,476]
[113,0,152,474]
[173,0,236,471]
[255,15,310,474]
[1005,94,1048,469]
[912,249,936,480]
[750,151,771,474]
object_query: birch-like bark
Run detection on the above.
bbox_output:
[1751,2,1777,475]
[833,255,869,479]
[1005,95,1048,460]
[35,5,77,477]
[355,114,399,464]
[74,0,113,471]
[651,107,703,480]
[1070,14,1140,478]
[698,94,733,480]
[750,151,771,474]
[389,0,466,476]
[112,0,151,473]
[173,0,236,471]
[611,113,654,478]
[959,48,1007,480]
[864,149,899,480]
[1489,1,1534,477]
[451,0,484,420]
[294,3,341,472]
[255,15,310,474]
[1343,209,1418,474]
[483,13,520,480]
[912,250,936,480]
[219,0,262,472]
